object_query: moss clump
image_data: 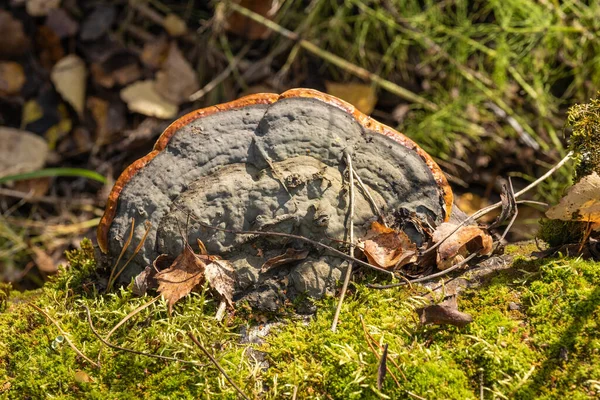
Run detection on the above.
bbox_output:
[538,219,587,248]
[567,95,600,181]
[2,245,600,398]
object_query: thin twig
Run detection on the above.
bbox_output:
[106,221,152,291]
[494,178,518,250]
[332,152,356,332]
[422,151,572,256]
[97,296,160,365]
[174,205,395,276]
[187,331,250,400]
[353,170,386,226]
[189,44,251,101]
[359,315,403,386]
[83,305,207,367]
[366,253,478,289]
[29,303,100,368]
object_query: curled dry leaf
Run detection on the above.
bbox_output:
[51,55,87,117]
[260,248,309,273]
[432,222,493,270]
[546,171,600,230]
[357,221,417,269]
[155,243,206,313]
[155,241,237,312]
[204,259,236,308]
[416,303,473,328]
[120,80,177,119]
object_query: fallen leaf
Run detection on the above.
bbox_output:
[73,370,93,383]
[131,265,158,296]
[260,248,309,273]
[155,243,206,313]
[120,80,178,119]
[30,246,58,274]
[0,127,48,177]
[0,11,30,58]
[432,223,493,270]
[12,177,51,197]
[46,8,79,38]
[154,43,199,104]
[80,5,116,41]
[325,82,377,114]
[357,221,417,269]
[26,0,60,17]
[0,62,26,96]
[416,303,473,328]
[163,14,187,37]
[51,55,87,117]
[205,259,236,308]
[87,97,126,145]
[225,0,279,40]
[546,172,600,230]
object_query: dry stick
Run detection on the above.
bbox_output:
[97,296,161,365]
[494,178,518,251]
[359,315,403,387]
[188,44,251,101]
[187,332,251,400]
[83,305,207,367]
[422,151,573,257]
[107,217,135,291]
[107,221,152,291]
[352,170,387,226]
[226,2,437,111]
[175,205,395,277]
[367,253,478,290]
[29,303,100,368]
[331,152,356,332]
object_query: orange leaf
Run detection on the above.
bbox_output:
[432,223,493,270]
[358,222,417,269]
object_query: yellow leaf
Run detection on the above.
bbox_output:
[325,82,377,114]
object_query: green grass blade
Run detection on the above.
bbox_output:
[0,168,107,184]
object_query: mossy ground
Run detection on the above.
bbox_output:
[1,241,599,399]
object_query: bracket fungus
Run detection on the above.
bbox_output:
[97,89,453,308]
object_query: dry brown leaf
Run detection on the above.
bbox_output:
[546,172,600,230]
[0,11,30,58]
[51,55,87,117]
[73,370,93,383]
[120,80,178,119]
[205,259,236,308]
[36,25,64,68]
[155,243,206,313]
[416,300,473,328]
[432,223,493,270]
[30,246,58,274]
[0,62,25,96]
[358,221,417,269]
[325,82,377,114]
[260,248,310,273]
[154,43,199,105]
[0,127,48,177]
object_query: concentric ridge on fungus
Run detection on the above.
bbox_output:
[97,89,453,261]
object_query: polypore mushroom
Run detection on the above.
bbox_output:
[97,89,453,306]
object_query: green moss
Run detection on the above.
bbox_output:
[1,246,600,398]
[538,219,587,247]
[567,95,600,181]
